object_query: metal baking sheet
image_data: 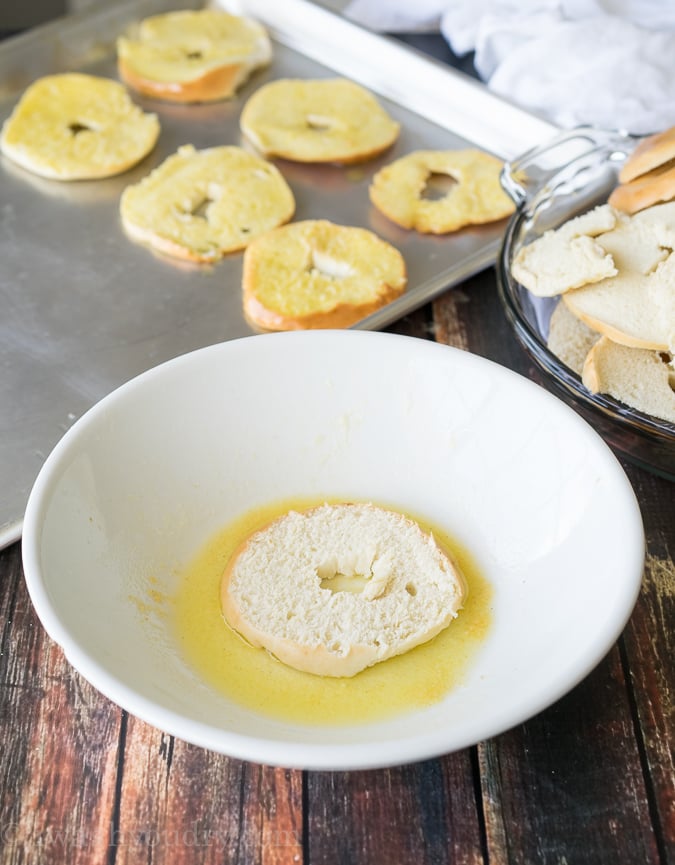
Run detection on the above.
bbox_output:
[0,0,557,547]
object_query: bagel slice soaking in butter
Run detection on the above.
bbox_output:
[221,503,466,678]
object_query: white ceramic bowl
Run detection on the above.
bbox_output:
[22,331,644,770]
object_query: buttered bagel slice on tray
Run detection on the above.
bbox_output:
[242,219,407,330]
[221,503,466,678]
[369,149,516,234]
[120,145,295,263]
[117,9,271,103]
[0,73,159,180]
[240,78,400,164]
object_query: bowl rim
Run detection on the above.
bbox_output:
[20,330,647,770]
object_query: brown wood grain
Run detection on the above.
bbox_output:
[385,305,436,342]
[478,647,661,865]
[432,277,673,865]
[0,543,120,865]
[621,467,675,862]
[432,286,473,351]
[113,716,303,865]
[306,755,485,865]
[0,270,673,865]
[432,270,525,369]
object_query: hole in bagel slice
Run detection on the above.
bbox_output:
[68,122,94,136]
[317,551,392,599]
[305,113,335,132]
[180,183,224,222]
[189,197,212,220]
[309,249,355,280]
[421,171,458,201]
[319,571,370,594]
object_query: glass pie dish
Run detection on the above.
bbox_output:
[497,127,675,480]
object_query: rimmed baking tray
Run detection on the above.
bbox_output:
[0,0,558,547]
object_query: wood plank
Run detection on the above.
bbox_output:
[385,304,435,341]
[301,285,485,865]
[306,755,484,865]
[0,543,121,865]
[620,467,675,863]
[432,273,671,863]
[432,272,524,367]
[432,286,473,351]
[113,715,303,865]
[479,646,660,865]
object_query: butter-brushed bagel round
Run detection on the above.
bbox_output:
[0,73,159,180]
[221,503,466,678]
[120,145,295,262]
[117,9,272,103]
[242,219,407,330]
[369,149,515,234]
[240,78,400,164]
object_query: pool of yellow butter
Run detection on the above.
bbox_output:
[172,498,492,726]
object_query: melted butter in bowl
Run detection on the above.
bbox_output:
[171,497,492,726]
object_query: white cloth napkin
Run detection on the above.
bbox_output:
[344,0,675,134]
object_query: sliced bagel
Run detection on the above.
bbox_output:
[546,300,600,375]
[563,202,675,351]
[369,149,515,234]
[117,9,271,103]
[240,78,400,164]
[619,125,675,184]
[609,162,675,215]
[242,219,407,330]
[221,503,466,678]
[0,73,159,180]
[120,145,295,262]
[582,337,675,424]
[511,204,621,297]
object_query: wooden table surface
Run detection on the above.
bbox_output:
[1,266,673,865]
[1,20,673,865]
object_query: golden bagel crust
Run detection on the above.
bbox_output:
[563,287,673,352]
[117,9,271,103]
[609,162,675,214]
[0,73,159,180]
[240,78,400,164]
[369,149,515,233]
[120,145,295,263]
[619,125,675,183]
[242,220,407,330]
